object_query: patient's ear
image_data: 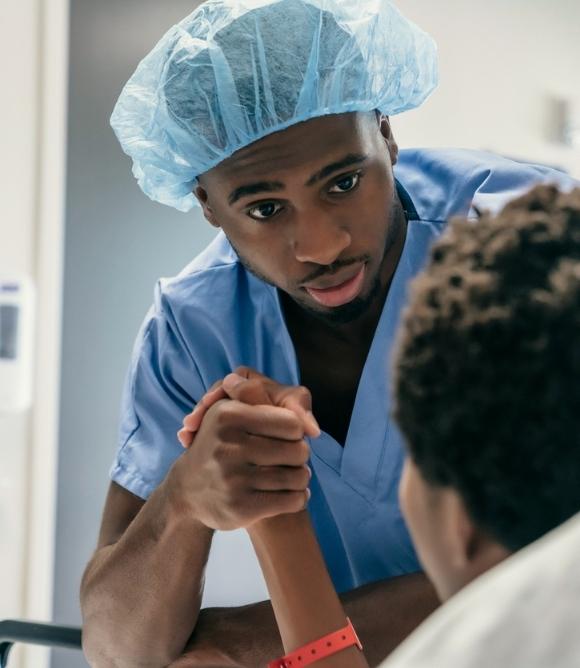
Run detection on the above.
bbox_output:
[444,490,511,587]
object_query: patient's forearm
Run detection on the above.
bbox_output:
[248,511,369,667]
[177,570,438,667]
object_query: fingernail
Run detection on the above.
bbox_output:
[307,465,312,480]
[223,373,246,390]
[178,426,195,444]
[305,488,311,506]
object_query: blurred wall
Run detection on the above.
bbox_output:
[52,1,268,666]
[52,1,580,667]
[394,0,580,177]
[0,0,38,632]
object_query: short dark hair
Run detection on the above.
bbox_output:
[394,184,580,551]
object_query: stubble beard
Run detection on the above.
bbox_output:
[229,198,405,326]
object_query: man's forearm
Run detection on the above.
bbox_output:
[178,573,438,667]
[342,572,439,666]
[81,476,214,668]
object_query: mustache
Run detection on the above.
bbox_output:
[298,254,370,286]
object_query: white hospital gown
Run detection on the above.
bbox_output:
[382,512,580,668]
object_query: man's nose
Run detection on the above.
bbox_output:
[292,210,351,266]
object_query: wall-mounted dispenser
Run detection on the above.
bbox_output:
[0,277,35,412]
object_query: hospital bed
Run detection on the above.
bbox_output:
[0,619,81,667]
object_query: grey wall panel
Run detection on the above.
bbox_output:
[53,2,213,666]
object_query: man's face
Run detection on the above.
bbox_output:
[196,112,401,323]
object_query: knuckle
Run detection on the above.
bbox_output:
[240,378,260,394]
[213,442,242,471]
[213,442,229,463]
[214,400,233,421]
[212,401,238,433]
[237,494,262,523]
[296,439,310,463]
[293,492,309,512]
[296,385,312,400]
[219,463,236,485]
[280,492,303,514]
[222,473,245,502]
[286,467,307,489]
[298,466,311,487]
[223,476,241,506]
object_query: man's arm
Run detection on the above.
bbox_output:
[175,573,437,667]
[81,396,313,668]
[80,480,214,668]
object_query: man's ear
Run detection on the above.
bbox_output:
[194,184,221,228]
[379,115,399,167]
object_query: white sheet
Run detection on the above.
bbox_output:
[382,512,580,668]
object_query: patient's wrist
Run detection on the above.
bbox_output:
[248,510,311,541]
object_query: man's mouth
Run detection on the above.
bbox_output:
[303,264,366,307]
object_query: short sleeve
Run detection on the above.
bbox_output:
[110,282,205,499]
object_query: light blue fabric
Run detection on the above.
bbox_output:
[110,0,438,212]
[111,148,577,592]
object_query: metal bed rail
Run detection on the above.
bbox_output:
[0,619,82,667]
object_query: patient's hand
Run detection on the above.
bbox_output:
[178,367,320,446]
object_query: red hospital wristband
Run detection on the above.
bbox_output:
[267,618,363,668]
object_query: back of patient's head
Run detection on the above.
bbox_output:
[394,184,580,552]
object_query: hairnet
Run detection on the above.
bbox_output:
[111,0,438,212]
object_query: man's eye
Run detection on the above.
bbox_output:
[247,202,282,220]
[329,172,361,194]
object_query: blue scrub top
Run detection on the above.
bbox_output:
[111,148,575,593]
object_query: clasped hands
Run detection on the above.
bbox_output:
[174,368,320,531]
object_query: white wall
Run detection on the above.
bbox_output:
[393,0,580,177]
[0,1,69,667]
[0,0,38,632]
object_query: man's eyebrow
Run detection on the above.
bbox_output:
[305,153,368,187]
[226,153,368,204]
[228,181,285,205]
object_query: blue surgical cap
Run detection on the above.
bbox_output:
[111,0,438,212]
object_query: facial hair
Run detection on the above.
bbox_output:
[230,195,406,325]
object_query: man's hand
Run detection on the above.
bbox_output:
[169,368,320,531]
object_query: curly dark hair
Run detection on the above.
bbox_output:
[393,184,580,551]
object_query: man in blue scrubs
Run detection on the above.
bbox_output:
[80,0,577,666]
